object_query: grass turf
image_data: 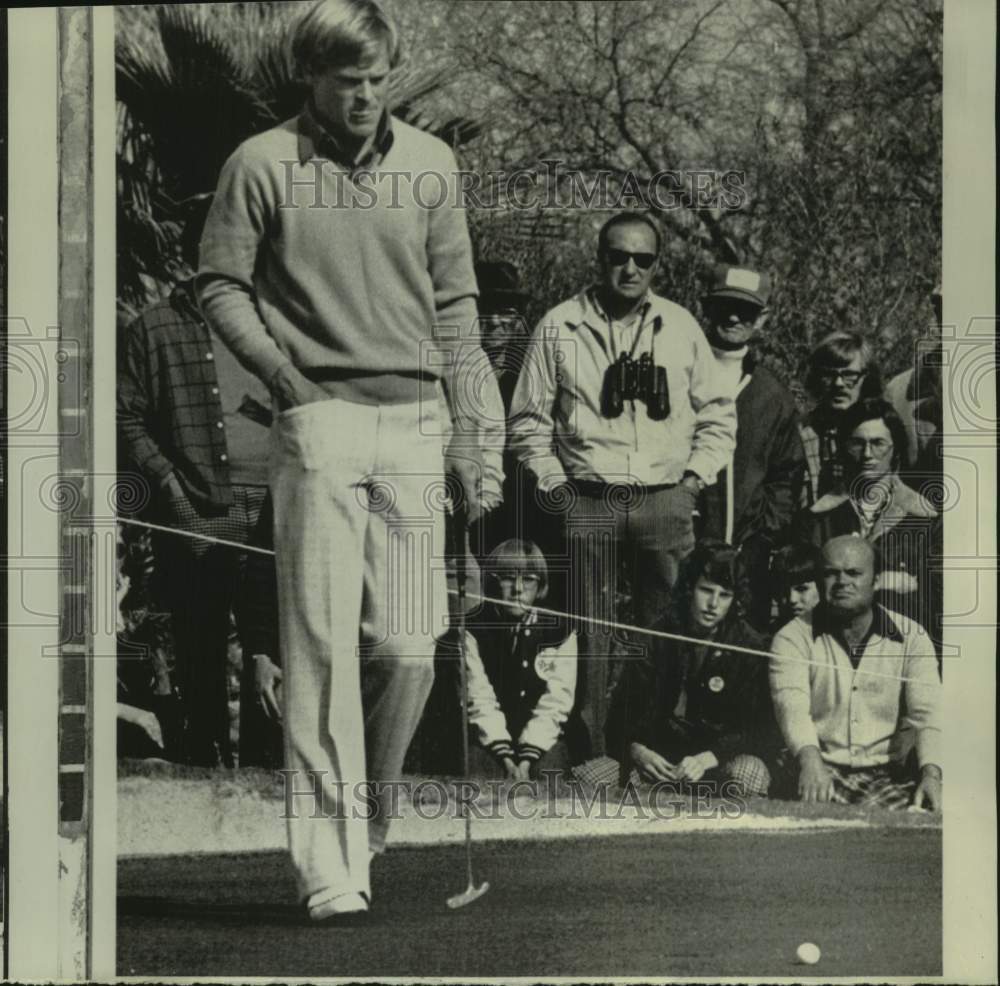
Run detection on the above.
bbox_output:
[118,758,940,830]
[118,827,941,978]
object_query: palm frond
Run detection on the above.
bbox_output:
[116,3,485,309]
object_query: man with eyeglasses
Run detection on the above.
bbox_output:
[799,332,883,505]
[697,264,806,630]
[509,211,736,770]
[196,0,503,923]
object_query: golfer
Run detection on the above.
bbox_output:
[197,0,502,922]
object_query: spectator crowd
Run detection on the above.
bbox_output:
[115,0,944,823]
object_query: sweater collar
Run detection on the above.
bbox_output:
[297,99,395,169]
[812,602,903,644]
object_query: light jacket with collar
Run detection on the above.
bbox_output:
[794,474,942,640]
[797,473,938,541]
[508,288,736,487]
[769,604,941,770]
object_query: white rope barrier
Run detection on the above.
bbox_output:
[117,516,939,683]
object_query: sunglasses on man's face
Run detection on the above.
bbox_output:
[707,299,765,325]
[604,249,657,270]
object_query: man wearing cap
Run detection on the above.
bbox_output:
[470,260,532,557]
[698,264,806,630]
[475,260,532,413]
[509,211,737,768]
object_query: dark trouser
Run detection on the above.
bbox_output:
[737,533,775,633]
[155,484,271,767]
[236,493,284,768]
[559,481,697,764]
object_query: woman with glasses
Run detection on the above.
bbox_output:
[799,332,884,505]
[607,539,779,796]
[461,539,577,781]
[795,399,941,650]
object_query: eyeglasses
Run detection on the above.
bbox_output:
[818,367,866,386]
[604,249,657,270]
[844,437,893,456]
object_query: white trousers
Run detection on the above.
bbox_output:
[270,397,449,902]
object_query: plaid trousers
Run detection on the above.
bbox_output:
[827,763,916,810]
[572,753,771,796]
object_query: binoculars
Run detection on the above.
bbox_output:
[601,351,670,420]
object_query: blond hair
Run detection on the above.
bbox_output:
[292,0,400,77]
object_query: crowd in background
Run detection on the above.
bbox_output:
[116,203,943,811]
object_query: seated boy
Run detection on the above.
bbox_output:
[608,540,778,796]
[464,539,577,780]
[769,542,822,629]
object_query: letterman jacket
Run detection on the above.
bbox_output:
[465,608,577,763]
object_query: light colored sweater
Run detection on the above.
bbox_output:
[769,606,941,769]
[197,114,487,413]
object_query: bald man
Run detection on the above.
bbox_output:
[769,536,942,811]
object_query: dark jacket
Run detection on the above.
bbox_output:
[607,614,778,765]
[701,355,805,546]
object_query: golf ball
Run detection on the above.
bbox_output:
[797,942,821,965]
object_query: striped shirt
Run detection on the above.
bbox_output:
[799,409,844,506]
[118,281,235,513]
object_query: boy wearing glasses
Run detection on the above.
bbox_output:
[464,540,577,780]
[509,211,736,768]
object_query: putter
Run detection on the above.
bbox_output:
[446,502,490,910]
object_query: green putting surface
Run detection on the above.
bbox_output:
[118,826,941,978]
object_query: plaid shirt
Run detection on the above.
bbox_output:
[799,408,843,506]
[118,280,234,514]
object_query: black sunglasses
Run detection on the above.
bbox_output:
[604,249,657,270]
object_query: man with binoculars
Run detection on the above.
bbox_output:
[509,212,737,767]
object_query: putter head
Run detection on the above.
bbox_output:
[446,880,490,910]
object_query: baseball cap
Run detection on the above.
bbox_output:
[475,260,530,313]
[705,264,772,308]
